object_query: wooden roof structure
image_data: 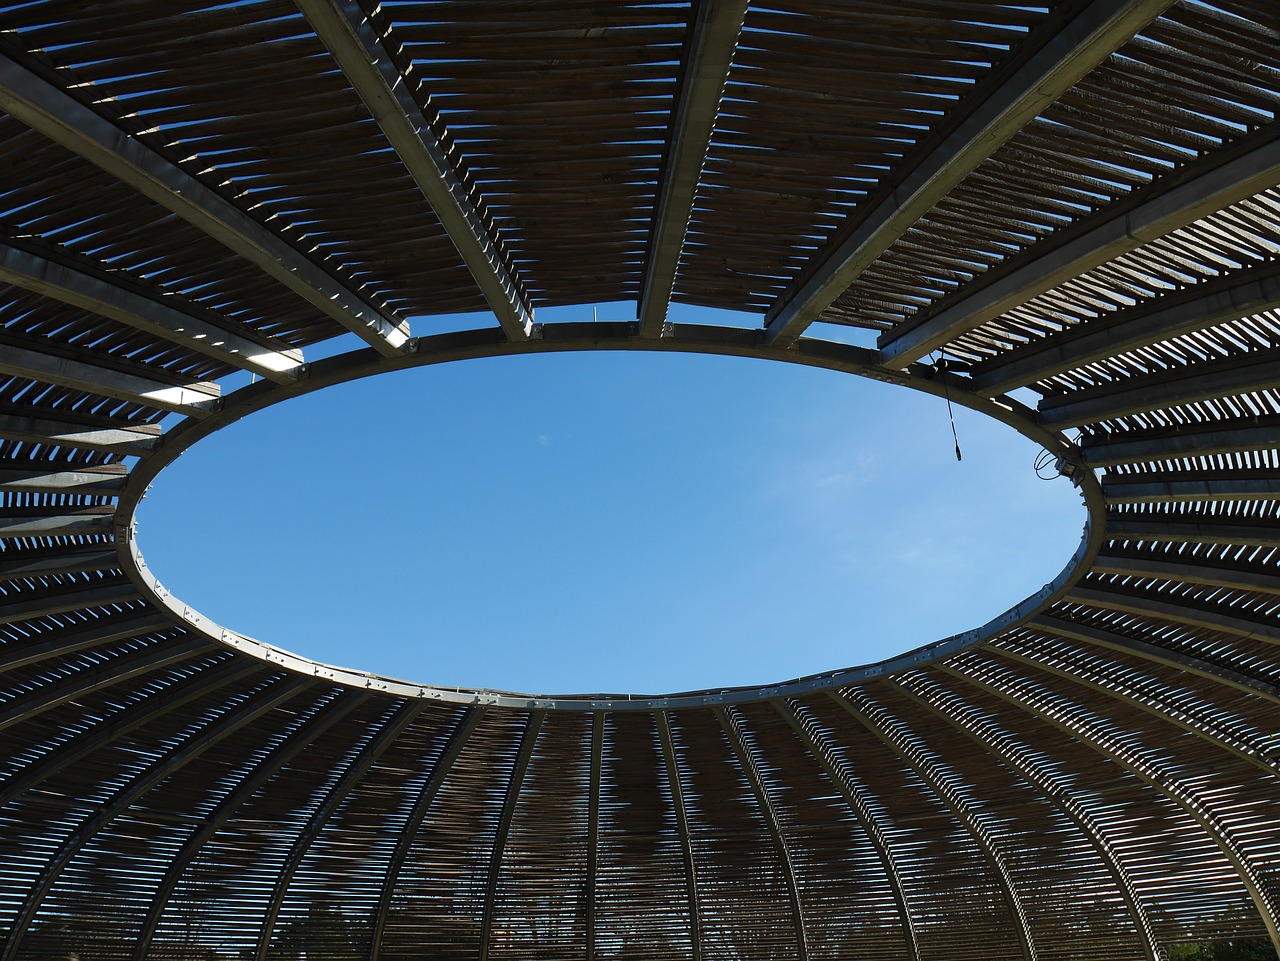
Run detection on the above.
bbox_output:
[2,1,1280,958]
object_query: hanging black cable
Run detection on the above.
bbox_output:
[935,353,962,462]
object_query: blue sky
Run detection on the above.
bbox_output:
[137,308,1082,697]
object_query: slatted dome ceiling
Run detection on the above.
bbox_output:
[1,0,1279,958]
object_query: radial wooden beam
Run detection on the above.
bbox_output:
[0,511,114,539]
[1103,473,1280,504]
[0,579,137,626]
[0,658,261,812]
[990,642,1280,777]
[637,0,749,337]
[254,699,425,961]
[0,52,410,356]
[295,0,532,341]
[889,673,1162,961]
[0,240,304,383]
[827,690,1038,961]
[764,0,1174,348]
[585,711,603,961]
[971,261,1280,397]
[0,462,128,495]
[1032,614,1280,704]
[0,546,119,582]
[878,130,1280,368]
[0,636,208,737]
[0,610,172,675]
[133,693,367,960]
[940,657,1280,952]
[0,342,220,417]
[1082,422,1280,467]
[1038,352,1280,429]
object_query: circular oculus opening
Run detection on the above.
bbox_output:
[133,347,1089,699]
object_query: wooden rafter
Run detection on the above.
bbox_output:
[638,0,749,336]
[295,0,533,341]
[765,0,1174,348]
[0,50,411,356]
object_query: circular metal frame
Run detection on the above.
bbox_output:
[118,325,1107,710]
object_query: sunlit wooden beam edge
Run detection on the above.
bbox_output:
[0,342,220,418]
[0,240,304,383]
[0,410,161,455]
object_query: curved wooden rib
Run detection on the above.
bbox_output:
[367,707,485,961]
[254,699,425,960]
[656,711,703,961]
[478,711,546,961]
[775,698,922,961]
[132,692,368,959]
[971,260,1280,397]
[939,656,1280,952]
[888,673,1162,961]
[826,689,1038,961]
[1,673,312,961]
[1031,614,1280,705]
[714,705,809,961]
